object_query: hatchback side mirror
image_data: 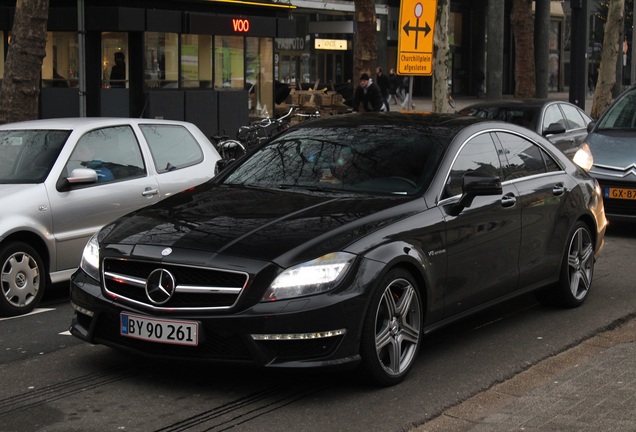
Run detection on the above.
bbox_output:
[586,121,596,133]
[451,172,502,215]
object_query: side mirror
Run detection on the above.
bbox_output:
[68,168,99,184]
[215,158,234,175]
[451,172,502,215]
[586,121,596,133]
[543,122,567,136]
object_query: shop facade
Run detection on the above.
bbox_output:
[0,0,295,137]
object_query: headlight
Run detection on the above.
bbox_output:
[80,233,101,281]
[262,252,356,302]
[573,143,594,172]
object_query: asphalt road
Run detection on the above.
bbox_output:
[0,222,633,432]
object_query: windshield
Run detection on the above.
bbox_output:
[0,130,70,184]
[597,88,636,131]
[224,126,448,195]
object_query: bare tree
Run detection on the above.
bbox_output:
[432,0,451,113]
[591,0,625,119]
[353,0,377,79]
[0,0,49,125]
[510,0,536,98]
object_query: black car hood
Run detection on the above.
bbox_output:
[587,130,636,169]
[102,183,419,265]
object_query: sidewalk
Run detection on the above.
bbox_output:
[412,315,636,432]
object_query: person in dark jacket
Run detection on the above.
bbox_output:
[352,73,384,112]
[375,67,390,111]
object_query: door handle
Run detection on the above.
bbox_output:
[501,193,517,208]
[142,187,159,197]
[553,184,565,196]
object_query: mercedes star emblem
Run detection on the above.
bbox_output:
[145,268,176,305]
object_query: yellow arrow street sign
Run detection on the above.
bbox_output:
[397,0,437,76]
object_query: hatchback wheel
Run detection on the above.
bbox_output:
[360,269,422,386]
[0,242,46,316]
[537,221,594,308]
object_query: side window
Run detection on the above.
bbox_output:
[560,104,587,130]
[542,104,566,133]
[65,126,145,183]
[140,125,203,173]
[496,132,557,180]
[445,133,503,198]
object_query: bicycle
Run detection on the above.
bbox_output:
[211,105,298,163]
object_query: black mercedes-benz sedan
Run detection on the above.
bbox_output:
[70,113,607,386]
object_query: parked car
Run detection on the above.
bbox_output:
[458,99,592,158]
[581,85,636,222]
[0,118,221,316]
[69,113,606,386]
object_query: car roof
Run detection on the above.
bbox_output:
[459,99,558,111]
[292,112,493,138]
[0,117,195,130]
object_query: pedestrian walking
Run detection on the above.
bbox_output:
[400,76,416,110]
[352,73,384,112]
[388,68,401,105]
[375,67,390,111]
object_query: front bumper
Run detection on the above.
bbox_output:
[69,269,373,369]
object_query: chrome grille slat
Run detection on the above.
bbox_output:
[102,258,249,312]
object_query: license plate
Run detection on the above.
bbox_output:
[120,313,199,346]
[605,187,636,200]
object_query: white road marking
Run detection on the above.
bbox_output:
[0,308,56,321]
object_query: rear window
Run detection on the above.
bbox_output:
[140,125,203,173]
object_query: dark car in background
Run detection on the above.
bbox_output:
[582,85,636,222]
[458,99,592,158]
[70,113,606,386]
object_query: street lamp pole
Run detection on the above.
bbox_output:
[569,0,588,110]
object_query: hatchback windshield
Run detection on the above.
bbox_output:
[597,88,636,131]
[0,130,70,183]
[224,126,448,195]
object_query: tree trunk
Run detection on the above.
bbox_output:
[591,0,625,119]
[510,0,535,98]
[0,0,49,125]
[486,0,504,100]
[432,0,450,113]
[534,0,550,97]
[353,0,377,79]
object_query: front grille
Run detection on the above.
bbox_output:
[94,311,252,361]
[598,179,636,217]
[103,258,249,312]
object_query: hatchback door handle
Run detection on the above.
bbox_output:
[501,193,517,208]
[553,184,565,196]
[142,187,159,197]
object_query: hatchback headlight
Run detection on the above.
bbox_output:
[573,143,594,172]
[80,233,101,281]
[262,252,356,302]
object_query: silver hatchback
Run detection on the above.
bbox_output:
[0,118,220,316]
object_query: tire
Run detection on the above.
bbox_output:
[0,241,46,316]
[536,221,594,308]
[360,268,423,386]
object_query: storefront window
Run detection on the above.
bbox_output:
[246,37,273,117]
[42,32,78,88]
[145,32,179,88]
[102,32,128,88]
[181,34,213,88]
[214,36,244,90]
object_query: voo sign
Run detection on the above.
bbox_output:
[232,19,250,33]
